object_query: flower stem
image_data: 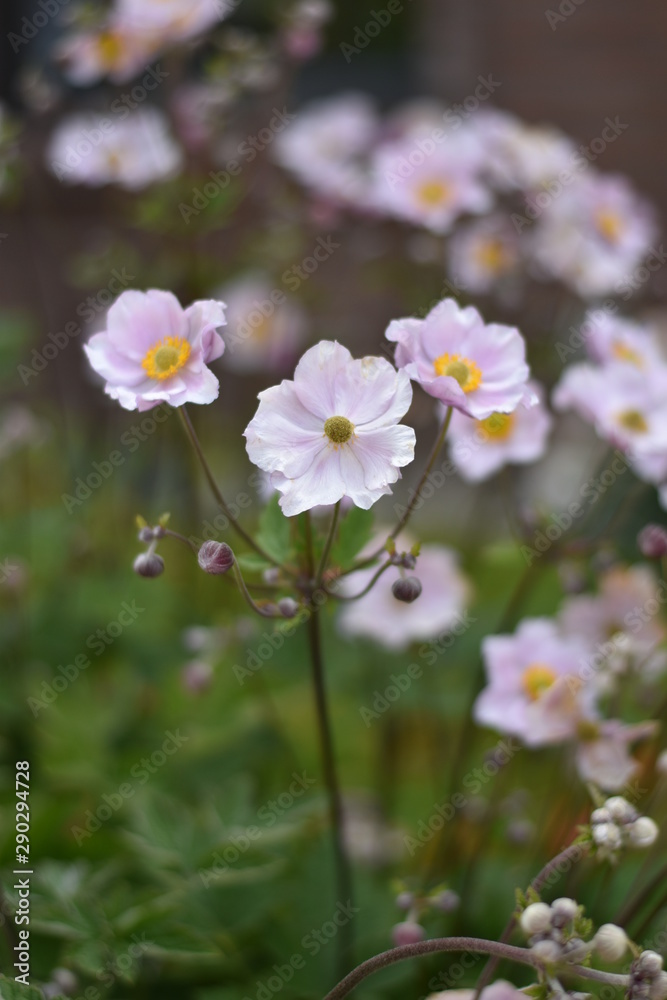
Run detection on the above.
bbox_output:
[472,842,590,997]
[321,934,627,1000]
[326,560,393,602]
[316,501,341,586]
[178,406,286,570]
[231,559,283,618]
[345,407,453,574]
[304,512,355,979]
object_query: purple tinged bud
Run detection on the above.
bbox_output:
[395,891,414,911]
[133,552,164,578]
[433,889,460,912]
[392,921,425,947]
[198,541,234,575]
[137,526,154,543]
[181,659,213,693]
[638,524,667,559]
[392,576,422,603]
[278,597,300,618]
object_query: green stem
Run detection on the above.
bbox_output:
[327,560,393,602]
[231,559,282,618]
[316,501,341,586]
[178,406,286,570]
[304,512,355,980]
[345,407,453,574]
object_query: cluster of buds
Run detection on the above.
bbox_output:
[628,951,667,1000]
[133,517,167,578]
[391,885,460,946]
[590,796,658,861]
[520,897,590,966]
[386,539,423,604]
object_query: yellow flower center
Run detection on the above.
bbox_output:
[474,239,509,274]
[416,179,452,208]
[611,340,643,367]
[142,336,191,381]
[433,353,482,392]
[617,409,648,433]
[596,210,623,244]
[477,411,515,440]
[521,663,557,701]
[96,31,123,67]
[324,415,354,445]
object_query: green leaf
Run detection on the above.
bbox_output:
[330,507,375,569]
[255,495,291,564]
[0,977,52,1000]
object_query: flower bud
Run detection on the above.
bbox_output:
[639,952,664,976]
[137,526,155,543]
[392,921,425,947]
[591,807,612,825]
[551,897,579,924]
[395,891,414,911]
[392,576,422,604]
[278,597,300,619]
[181,659,213,694]
[530,939,561,964]
[433,889,460,912]
[520,902,552,936]
[650,973,667,1000]
[628,817,658,848]
[594,924,628,962]
[604,796,636,823]
[592,822,622,849]
[638,524,667,559]
[133,552,164,578]
[198,541,234,575]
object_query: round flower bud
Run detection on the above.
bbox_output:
[628,817,658,848]
[181,659,213,694]
[433,889,460,913]
[638,952,664,976]
[638,524,667,560]
[591,807,612,825]
[278,597,300,619]
[592,822,622,849]
[392,576,422,603]
[520,902,552,936]
[531,939,561,964]
[395,891,414,911]
[604,796,636,823]
[392,921,425,947]
[133,552,164,578]
[657,750,667,776]
[137,525,155,543]
[649,973,667,1000]
[551,897,579,924]
[594,924,628,962]
[198,541,234,575]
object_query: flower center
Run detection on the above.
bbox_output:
[611,340,643,367]
[324,415,354,444]
[142,336,191,381]
[577,719,601,741]
[97,31,123,67]
[474,239,509,274]
[477,411,515,440]
[596,209,623,244]
[433,353,482,392]
[416,179,452,208]
[521,663,557,701]
[617,408,648,433]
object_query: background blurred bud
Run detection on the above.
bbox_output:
[432,889,460,912]
[392,921,425,946]
[278,597,300,618]
[638,524,667,559]
[198,541,234,575]
[133,552,164,578]
[181,659,214,694]
[137,526,154,543]
[392,576,422,603]
[628,816,658,847]
[395,890,414,911]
